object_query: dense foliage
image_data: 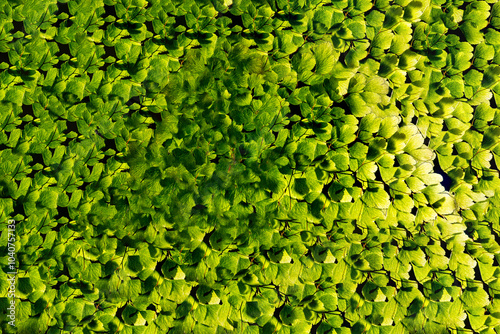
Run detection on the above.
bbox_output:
[1,0,500,333]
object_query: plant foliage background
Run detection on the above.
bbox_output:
[1,0,500,333]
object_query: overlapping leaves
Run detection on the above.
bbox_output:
[1,0,500,333]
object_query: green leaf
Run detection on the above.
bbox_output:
[363,185,390,209]
[314,41,337,75]
[461,285,490,309]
